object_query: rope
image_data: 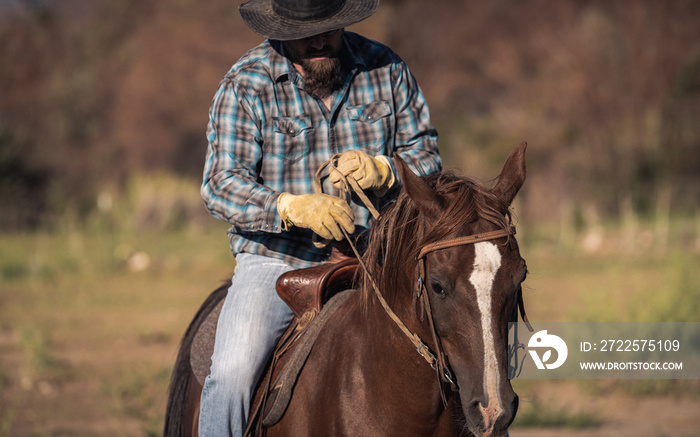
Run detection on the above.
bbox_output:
[314,154,381,219]
[314,157,438,366]
[339,226,439,368]
[313,156,525,404]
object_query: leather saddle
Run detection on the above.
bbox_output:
[276,248,360,318]
[242,249,360,435]
[190,249,361,388]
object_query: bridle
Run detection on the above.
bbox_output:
[414,227,517,404]
[316,156,531,405]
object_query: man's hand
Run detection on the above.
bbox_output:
[277,193,355,241]
[328,150,395,196]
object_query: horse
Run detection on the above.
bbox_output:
[165,142,530,437]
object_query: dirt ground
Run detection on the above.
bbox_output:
[511,381,700,437]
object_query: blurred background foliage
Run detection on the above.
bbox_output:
[1,0,699,239]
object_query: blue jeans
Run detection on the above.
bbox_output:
[199,253,296,437]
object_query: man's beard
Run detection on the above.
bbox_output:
[300,57,343,97]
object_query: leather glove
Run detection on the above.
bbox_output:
[277,193,355,241]
[328,150,395,197]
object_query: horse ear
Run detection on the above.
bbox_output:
[493,142,527,206]
[395,155,446,218]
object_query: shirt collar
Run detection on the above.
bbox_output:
[268,32,366,84]
[268,40,293,83]
[342,32,366,71]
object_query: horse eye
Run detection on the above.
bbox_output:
[430,281,446,296]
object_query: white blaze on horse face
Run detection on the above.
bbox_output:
[469,241,504,428]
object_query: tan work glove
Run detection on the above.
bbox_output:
[277,193,355,241]
[328,150,395,197]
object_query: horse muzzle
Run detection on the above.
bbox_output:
[463,391,518,437]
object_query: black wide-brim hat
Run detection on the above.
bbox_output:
[239,0,379,41]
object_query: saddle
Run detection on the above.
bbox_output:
[189,250,360,435]
[276,248,360,318]
[245,249,359,435]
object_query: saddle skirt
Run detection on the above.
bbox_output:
[245,290,354,435]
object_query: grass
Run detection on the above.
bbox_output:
[0,203,233,435]
[103,365,174,437]
[511,395,603,429]
[0,396,18,437]
[0,179,698,434]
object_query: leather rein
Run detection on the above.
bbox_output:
[316,156,530,406]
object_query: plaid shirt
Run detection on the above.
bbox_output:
[202,32,441,268]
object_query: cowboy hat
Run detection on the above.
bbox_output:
[239,0,379,41]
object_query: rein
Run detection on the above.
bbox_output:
[315,157,528,406]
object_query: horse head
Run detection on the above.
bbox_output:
[370,143,528,437]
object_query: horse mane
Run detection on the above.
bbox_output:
[360,171,513,306]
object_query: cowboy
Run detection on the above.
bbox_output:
[199,0,442,434]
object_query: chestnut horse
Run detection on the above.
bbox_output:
[165,143,530,437]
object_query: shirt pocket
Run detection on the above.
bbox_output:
[347,100,392,123]
[345,100,393,154]
[265,115,313,163]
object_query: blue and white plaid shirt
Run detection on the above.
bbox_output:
[202,31,441,268]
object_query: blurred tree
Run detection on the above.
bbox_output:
[386,0,700,222]
[0,0,698,229]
